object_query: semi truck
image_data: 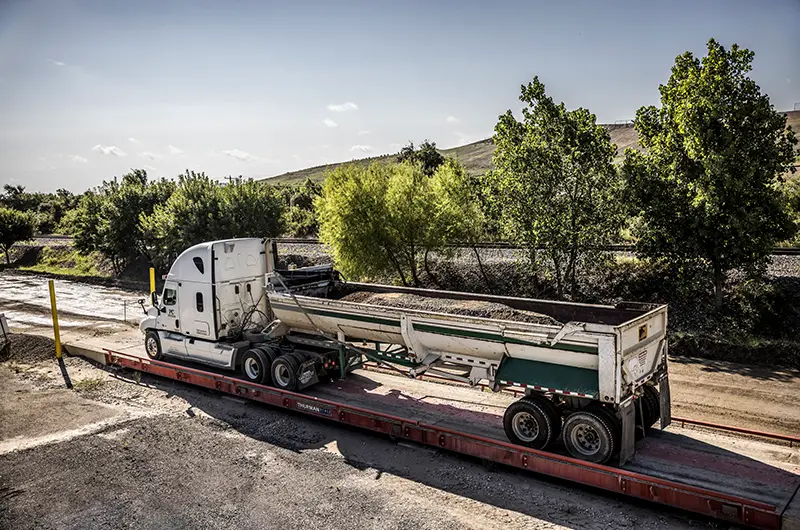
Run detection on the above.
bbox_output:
[139,237,671,465]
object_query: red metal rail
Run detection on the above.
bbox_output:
[361,362,800,446]
[104,348,788,529]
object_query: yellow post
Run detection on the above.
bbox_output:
[149,267,156,297]
[48,280,62,359]
[48,279,72,388]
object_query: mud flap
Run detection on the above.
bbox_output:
[619,397,635,466]
[297,359,320,390]
[659,377,671,429]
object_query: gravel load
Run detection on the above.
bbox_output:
[340,291,562,326]
[1,333,58,364]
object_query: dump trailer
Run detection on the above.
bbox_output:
[140,237,670,465]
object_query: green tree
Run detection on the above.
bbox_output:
[396,140,445,176]
[317,162,437,286]
[488,76,624,298]
[274,178,322,237]
[141,172,285,268]
[0,207,35,264]
[623,39,798,308]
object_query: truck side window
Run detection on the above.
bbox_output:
[196,292,204,312]
[193,257,204,274]
[163,288,177,306]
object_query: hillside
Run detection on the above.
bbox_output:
[265,110,800,185]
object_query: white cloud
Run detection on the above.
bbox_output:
[49,59,65,67]
[350,145,372,153]
[168,145,184,155]
[323,118,338,128]
[92,144,127,157]
[328,102,358,112]
[139,151,162,160]
[143,165,158,171]
[129,137,140,144]
[222,149,258,162]
[389,143,402,150]
[357,130,371,136]
[446,115,460,123]
[70,155,88,163]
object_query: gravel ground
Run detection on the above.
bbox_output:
[0,353,723,530]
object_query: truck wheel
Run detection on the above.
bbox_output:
[255,346,279,385]
[145,331,163,361]
[522,394,562,442]
[563,410,616,464]
[241,349,270,384]
[503,398,553,450]
[271,354,300,391]
[642,385,661,429]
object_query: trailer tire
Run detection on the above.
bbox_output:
[144,331,163,361]
[522,394,562,442]
[586,404,621,453]
[241,349,270,384]
[563,410,616,464]
[503,398,552,450]
[642,385,661,429]
[271,355,300,391]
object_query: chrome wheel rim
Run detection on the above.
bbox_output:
[274,364,290,387]
[244,358,260,380]
[511,412,539,442]
[146,337,158,357]
[571,423,601,455]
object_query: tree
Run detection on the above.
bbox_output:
[0,207,35,264]
[488,76,625,298]
[141,172,285,269]
[317,161,445,286]
[273,178,322,237]
[623,39,798,308]
[396,140,445,176]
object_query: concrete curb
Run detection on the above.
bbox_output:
[63,342,108,366]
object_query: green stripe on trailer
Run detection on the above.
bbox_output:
[496,357,599,397]
[271,302,598,355]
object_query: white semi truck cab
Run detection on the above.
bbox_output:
[141,237,670,465]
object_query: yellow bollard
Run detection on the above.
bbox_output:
[149,267,156,298]
[48,279,72,388]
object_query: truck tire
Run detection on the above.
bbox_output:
[563,410,616,464]
[503,398,553,450]
[642,385,661,429]
[271,354,300,391]
[144,331,163,361]
[241,349,270,384]
[255,346,279,385]
[522,394,562,442]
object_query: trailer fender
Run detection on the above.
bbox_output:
[618,397,635,465]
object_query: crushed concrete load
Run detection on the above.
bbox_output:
[340,291,562,326]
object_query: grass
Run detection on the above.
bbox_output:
[73,376,106,392]
[262,110,800,186]
[19,247,107,277]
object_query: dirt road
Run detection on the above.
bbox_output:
[2,347,717,530]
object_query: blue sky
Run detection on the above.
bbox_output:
[1,0,798,193]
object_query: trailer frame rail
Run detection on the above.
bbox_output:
[104,348,788,530]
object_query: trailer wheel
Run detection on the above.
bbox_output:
[271,355,300,391]
[255,346,279,385]
[563,410,616,464]
[522,394,562,442]
[144,331,163,361]
[642,385,661,429]
[503,398,552,450]
[241,349,270,384]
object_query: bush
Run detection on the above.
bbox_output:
[0,207,35,264]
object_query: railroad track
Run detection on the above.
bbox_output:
[277,238,800,256]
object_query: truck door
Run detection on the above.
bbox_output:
[158,281,181,334]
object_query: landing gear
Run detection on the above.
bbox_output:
[503,395,561,450]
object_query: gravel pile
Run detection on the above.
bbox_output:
[340,291,561,325]
[1,333,58,364]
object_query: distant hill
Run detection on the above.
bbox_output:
[264,110,800,186]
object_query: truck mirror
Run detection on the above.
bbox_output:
[150,291,159,307]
